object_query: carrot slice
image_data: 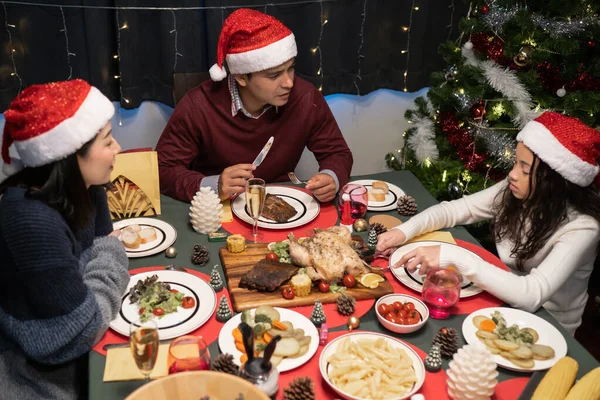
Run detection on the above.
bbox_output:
[272,320,288,331]
[263,332,273,344]
[232,328,243,343]
[235,341,245,353]
[240,353,248,363]
[480,319,497,333]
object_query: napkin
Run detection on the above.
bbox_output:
[103,343,169,382]
[221,199,233,223]
[407,231,456,245]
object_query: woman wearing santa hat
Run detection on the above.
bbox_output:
[377,112,600,335]
[0,79,129,398]
[156,8,353,203]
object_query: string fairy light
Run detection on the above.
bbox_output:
[314,0,325,91]
[2,1,23,94]
[170,10,183,72]
[115,9,126,125]
[59,6,75,80]
[402,0,416,92]
[353,0,368,95]
[447,0,455,40]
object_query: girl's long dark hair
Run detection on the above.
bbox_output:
[491,155,600,271]
[0,136,96,232]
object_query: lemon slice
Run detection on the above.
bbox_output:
[359,273,385,289]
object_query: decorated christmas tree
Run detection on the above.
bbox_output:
[387,0,600,201]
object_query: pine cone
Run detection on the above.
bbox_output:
[371,222,387,236]
[397,195,418,216]
[432,327,459,358]
[336,294,356,316]
[283,377,315,400]
[191,244,210,265]
[211,353,239,376]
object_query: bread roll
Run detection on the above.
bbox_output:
[128,224,142,232]
[139,228,157,244]
[122,227,141,249]
[368,188,386,202]
[371,181,389,194]
[226,234,246,253]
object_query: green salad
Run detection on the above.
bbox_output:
[129,275,184,322]
[269,241,291,263]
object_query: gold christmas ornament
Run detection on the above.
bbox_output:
[347,316,360,331]
[165,246,178,258]
[352,218,368,232]
[513,45,533,67]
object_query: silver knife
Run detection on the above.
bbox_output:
[252,136,274,167]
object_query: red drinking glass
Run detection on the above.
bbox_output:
[422,268,461,319]
[167,335,211,374]
[339,184,368,222]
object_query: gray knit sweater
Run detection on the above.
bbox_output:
[0,186,130,399]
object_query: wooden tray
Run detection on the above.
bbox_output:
[219,241,394,312]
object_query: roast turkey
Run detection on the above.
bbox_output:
[288,226,370,283]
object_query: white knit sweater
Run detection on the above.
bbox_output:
[395,181,599,335]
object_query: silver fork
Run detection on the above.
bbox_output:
[287,172,307,185]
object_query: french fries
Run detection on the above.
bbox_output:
[326,337,417,400]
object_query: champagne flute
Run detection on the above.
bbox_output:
[129,318,159,381]
[245,178,266,243]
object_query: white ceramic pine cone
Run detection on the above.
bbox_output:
[189,188,223,234]
[447,344,498,400]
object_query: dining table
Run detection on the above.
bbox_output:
[88,170,600,399]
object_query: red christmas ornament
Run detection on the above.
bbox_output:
[438,111,489,171]
[481,5,490,14]
[470,102,487,120]
[587,40,596,48]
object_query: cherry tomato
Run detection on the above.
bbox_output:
[413,310,422,321]
[404,302,415,312]
[397,317,408,325]
[397,309,408,318]
[384,312,397,324]
[266,252,279,261]
[318,281,330,293]
[407,316,419,325]
[282,285,295,300]
[153,308,165,316]
[182,296,195,309]
[377,303,390,316]
[342,274,356,288]
[138,308,145,315]
[169,289,179,294]
[393,301,403,312]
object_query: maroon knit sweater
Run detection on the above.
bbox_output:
[156,77,353,202]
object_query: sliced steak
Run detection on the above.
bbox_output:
[239,259,299,292]
[261,194,297,223]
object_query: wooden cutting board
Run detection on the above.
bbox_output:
[219,242,394,312]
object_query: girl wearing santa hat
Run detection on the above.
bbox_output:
[0,79,129,399]
[377,112,600,335]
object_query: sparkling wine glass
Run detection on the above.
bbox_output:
[167,335,211,374]
[422,268,461,319]
[129,319,159,381]
[339,184,368,222]
[245,178,266,243]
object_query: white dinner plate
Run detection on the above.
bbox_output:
[389,241,484,298]
[218,307,319,372]
[232,186,320,230]
[110,270,216,340]
[347,179,406,211]
[462,307,568,372]
[113,217,177,258]
[319,332,425,400]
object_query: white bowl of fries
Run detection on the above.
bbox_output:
[375,294,429,334]
[319,332,425,400]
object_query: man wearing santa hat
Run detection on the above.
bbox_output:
[156,8,353,202]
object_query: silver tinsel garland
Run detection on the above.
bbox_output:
[482,4,599,38]
[467,121,516,170]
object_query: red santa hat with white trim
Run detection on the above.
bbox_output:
[209,8,298,81]
[517,111,600,187]
[2,79,114,175]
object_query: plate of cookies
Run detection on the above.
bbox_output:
[462,307,567,372]
[347,179,405,211]
[113,217,177,258]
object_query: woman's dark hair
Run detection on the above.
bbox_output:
[0,135,96,231]
[491,154,600,271]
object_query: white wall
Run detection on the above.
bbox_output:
[0,87,428,182]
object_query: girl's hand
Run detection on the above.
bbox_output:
[393,245,441,274]
[376,229,407,253]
